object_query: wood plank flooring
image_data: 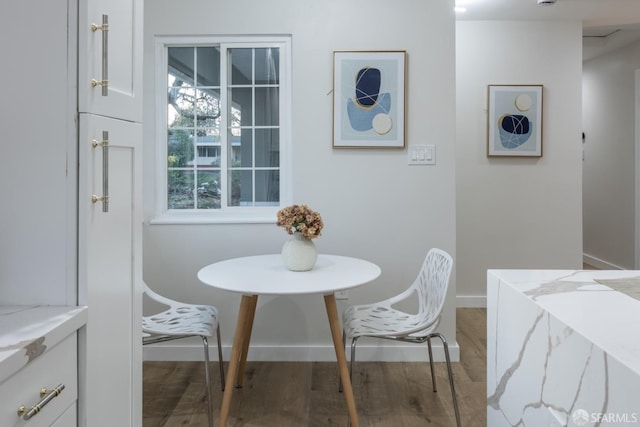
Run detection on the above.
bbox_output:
[143,308,487,427]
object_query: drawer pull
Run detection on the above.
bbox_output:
[17,384,65,420]
[91,14,109,96]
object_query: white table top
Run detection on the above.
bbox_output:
[198,254,381,295]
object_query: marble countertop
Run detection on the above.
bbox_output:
[0,306,88,384]
[488,269,640,376]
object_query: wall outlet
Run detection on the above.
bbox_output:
[335,291,349,300]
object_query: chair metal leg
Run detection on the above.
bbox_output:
[426,337,437,392]
[201,336,214,427]
[338,335,359,394]
[433,333,461,427]
[349,336,359,385]
[216,324,225,391]
[343,336,360,427]
[338,330,346,392]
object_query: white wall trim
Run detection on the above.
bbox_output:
[456,295,487,308]
[143,342,460,363]
[635,69,640,269]
[583,253,625,270]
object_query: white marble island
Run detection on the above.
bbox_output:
[488,270,640,427]
[0,306,87,426]
[0,306,87,383]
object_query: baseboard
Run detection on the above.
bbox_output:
[456,295,487,307]
[583,253,624,270]
[143,341,460,363]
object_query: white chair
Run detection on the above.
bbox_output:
[142,283,225,427]
[342,248,461,427]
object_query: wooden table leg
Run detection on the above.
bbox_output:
[219,294,254,427]
[236,294,258,387]
[324,293,360,427]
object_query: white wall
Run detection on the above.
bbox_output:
[582,40,640,270]
[142,0,457,361]
[456,21,584,305]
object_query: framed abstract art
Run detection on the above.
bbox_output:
[487,84,543,157]
[333,51,406,148]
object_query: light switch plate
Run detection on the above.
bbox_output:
[408,144,436,165]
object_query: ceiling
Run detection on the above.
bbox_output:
[455,0,640,60]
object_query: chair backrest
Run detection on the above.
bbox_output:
[412,248,453,330]
[143,282,176,308]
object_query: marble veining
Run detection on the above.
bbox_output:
[595,277,640,302]
[488,310,545,410]
[0,305,87,384]
[488,270,640,427]
[24,336,47,362]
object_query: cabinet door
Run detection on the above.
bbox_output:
[0,0,77,305]
[78,0,142,122]
[51,402,77,427]
[78,113,142,427]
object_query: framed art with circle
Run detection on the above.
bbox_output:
[487,84,543,157]
[333,51,406,148]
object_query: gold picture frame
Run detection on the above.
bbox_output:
[487,84,543,157]
[333,50,406,148]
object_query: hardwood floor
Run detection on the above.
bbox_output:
[143,308,487,426]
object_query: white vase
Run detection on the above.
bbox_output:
[282,232,318,271]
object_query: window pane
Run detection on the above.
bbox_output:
[255,87,279,126]
[255,129,279,168]
[168,47,194,85]
[196,47,220,86]
[168,170,195,209]
[229,170,253,206]
[229,87,253,126]
[196,170,221,209]
[255,48,279,85]
[168,129,194,167]
[255,170,279,204]
[234,129,253,168]
[195,132,221,167]
[230,48,252,85]
[195,89,221,127]
[168,87,195,128]
[229,128,240,166]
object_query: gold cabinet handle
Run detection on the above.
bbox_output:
[91,131,110,212]
[91,14,109,96]
[17,384,65,420]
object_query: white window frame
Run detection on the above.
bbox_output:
[151,35,292,224]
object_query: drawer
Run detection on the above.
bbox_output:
[0,333,77,427]
[51,402,76,427]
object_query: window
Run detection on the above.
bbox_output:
[153,36,291,224]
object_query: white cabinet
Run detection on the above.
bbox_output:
[77,1,143,426]
[51,403,77,427]
[78,114,142,427]
[0,0,77,306]
[79,0,143,122]
[0,334,77,427]
[0,0,143,426]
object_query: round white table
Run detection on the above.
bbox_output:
[198,254,381,427]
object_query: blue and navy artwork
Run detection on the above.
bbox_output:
[355,67,380,106]
[347,66,393,135]
[492,91,538,151]
[498,114,532,149]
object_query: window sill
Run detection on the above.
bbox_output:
[149,208,279,225]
